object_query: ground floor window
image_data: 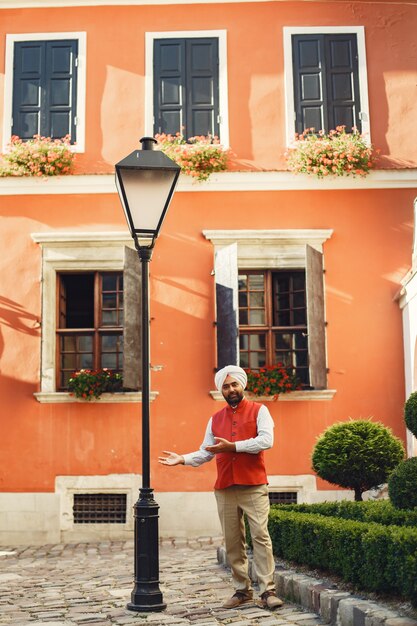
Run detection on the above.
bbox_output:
[57,271,124,389]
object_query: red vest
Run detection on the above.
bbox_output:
[211,398,268,490]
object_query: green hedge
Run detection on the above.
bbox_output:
[272,500,417,527]
[268,508,417,605]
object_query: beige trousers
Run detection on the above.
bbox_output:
[214,484,276,596]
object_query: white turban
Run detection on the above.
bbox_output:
[215,365,247,392]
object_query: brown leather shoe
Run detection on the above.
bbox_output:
[261,590,284,610]
[222,590,254,609]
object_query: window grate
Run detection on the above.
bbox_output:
[73,493,127,524]
[269,491,298,505]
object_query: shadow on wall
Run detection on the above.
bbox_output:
[0,295,40,367]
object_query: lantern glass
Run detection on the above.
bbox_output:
[118,168,177,234]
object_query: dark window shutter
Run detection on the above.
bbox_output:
[13,40,78,142]
[154,38,219,139]
[215,243,239,369]
[186,39,219,138]
[13,42,43,139]
[123,246,142,390]
[292,33,360,134]
[324,34,361,132]
[305,245,327,389]
[154,39,186,136]
[293,35,327,135]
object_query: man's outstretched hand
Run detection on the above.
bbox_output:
[158,451,185,466]
[205,437,236,453]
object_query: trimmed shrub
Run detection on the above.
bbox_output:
[272,500,417,527]
[312,420,404,501]
[404,391,417,438]
[268,507,417,604]
[388,457,417,510]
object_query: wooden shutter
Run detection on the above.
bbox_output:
[292,33,360,134]
[215,243,239,369]
[305,245,327,389]
[186,39,219,138]
[324,34,361,132]
[12,40,78,141]
[123,246,142,390]
[293,35,327,135]
[154,38,219,138]
[154,39,186,136]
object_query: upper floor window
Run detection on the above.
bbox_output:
[154,38,219,139]
[283,27,370,144]
[3,33,86,152]
[145,30,229,146]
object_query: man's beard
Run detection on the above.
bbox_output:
[224,390,244,406]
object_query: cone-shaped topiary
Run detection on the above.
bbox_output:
[404,391,417,438]
[312,419,405,501]
[388,457,417,510]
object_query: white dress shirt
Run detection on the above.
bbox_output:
[182,404,274,467]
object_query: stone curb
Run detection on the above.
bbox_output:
[217,546,417,626]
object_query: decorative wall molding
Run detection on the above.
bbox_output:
[0,0,332,7]
[34,391,158,403]
[1,170,417,195]
[209,389,336,401]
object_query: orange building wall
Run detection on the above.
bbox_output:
[0,2,416,172]
[0,187,413,492]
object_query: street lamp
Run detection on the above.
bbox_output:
[115,137,181,612]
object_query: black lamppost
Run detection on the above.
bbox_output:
[115,137,180,612]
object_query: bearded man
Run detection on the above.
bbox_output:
[158,365,283,610]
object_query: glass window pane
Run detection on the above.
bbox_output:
[102,335,118,350]
[62,335,76,351]
[63,354,76,369]
[250,293,264,307]
[294,309,307,325]
[250,334,265,350]
[103,293,117,308]
[295,333,308,349]
[293,292,305,308]
[248,274,264,289]
[102,311,117,325]
[102,274,117,291]
[276,333,291,349]
[251,353,266,368]
[79,335,93,351]
[80,354,93,368]
[249,310,265,325]
[102,353,117,369]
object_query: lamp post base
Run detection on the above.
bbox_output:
[127,487,166,613]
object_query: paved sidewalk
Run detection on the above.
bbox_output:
[0,539,323,626]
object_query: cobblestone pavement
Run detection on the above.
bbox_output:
[0,539,324,626]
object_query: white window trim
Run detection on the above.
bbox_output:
[203,228,336,401]
[3,31,87,153]
[283,26,371,147]
[31,231,152,403]
[145,30,229,148]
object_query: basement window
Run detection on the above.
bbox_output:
[268,491,298,505]
[73,493,127,524]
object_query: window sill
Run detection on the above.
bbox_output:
[209,390,336,401]
[34,391,159,404]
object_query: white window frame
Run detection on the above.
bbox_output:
[283,26,371,147]
[145,29,230,148]
[3,31,87,153]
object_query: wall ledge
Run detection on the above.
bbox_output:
[1,170,417,195]
[209,390,337,401]
[34,391,159,403]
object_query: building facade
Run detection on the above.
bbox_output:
[0,0,416,544]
